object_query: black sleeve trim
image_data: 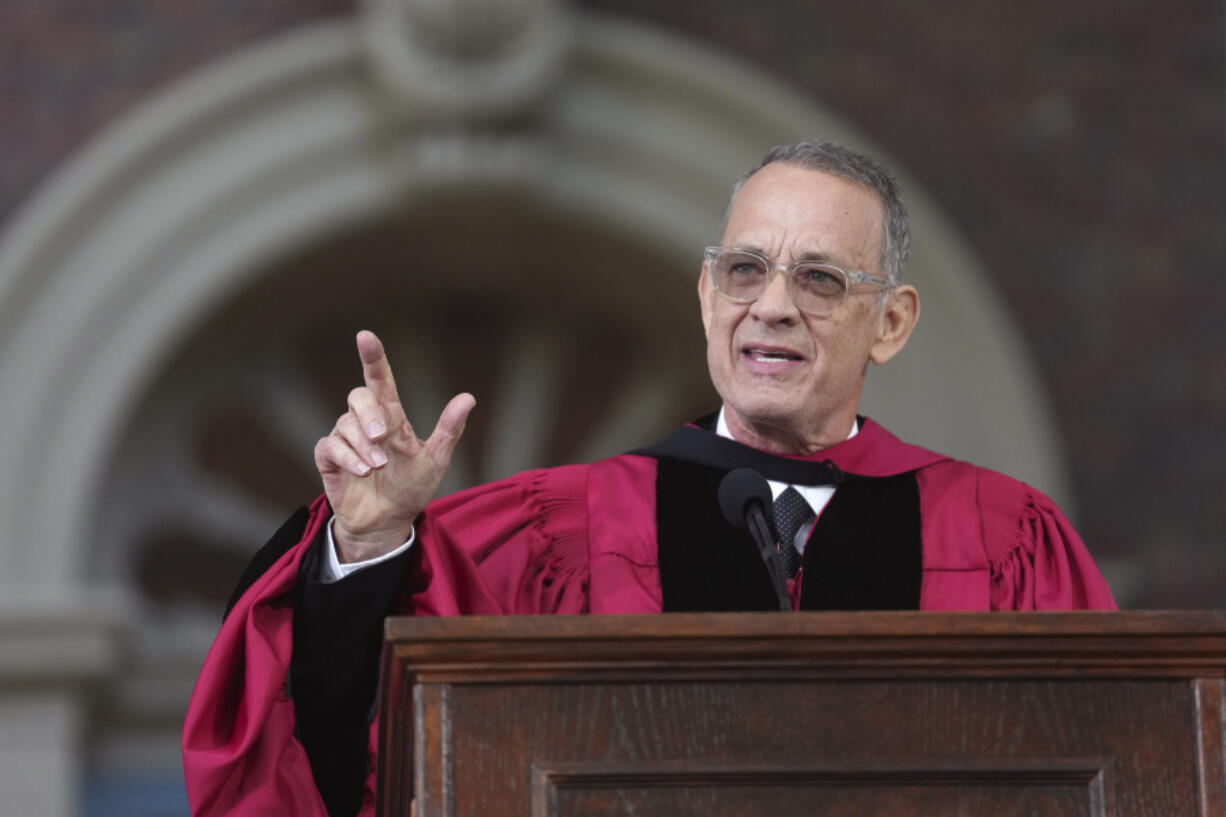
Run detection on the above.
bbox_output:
[291,527,413,817]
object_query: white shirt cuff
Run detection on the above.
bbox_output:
[320,516,416,583]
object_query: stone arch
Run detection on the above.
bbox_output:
[0,5,1072,808]
[0,11,1071,590]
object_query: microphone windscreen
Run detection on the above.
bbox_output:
[718,467,773,529]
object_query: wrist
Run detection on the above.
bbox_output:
[332,520,415,563]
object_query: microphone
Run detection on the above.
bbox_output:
[718,468,791,611]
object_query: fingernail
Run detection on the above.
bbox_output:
[371,449,388,467]
[367,421,385,437]
[356,461,371,476]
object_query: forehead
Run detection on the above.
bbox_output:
[722,163,884,270]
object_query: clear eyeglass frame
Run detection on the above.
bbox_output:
[703,245,894,317]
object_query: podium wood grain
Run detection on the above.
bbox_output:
[378,612,1226,817]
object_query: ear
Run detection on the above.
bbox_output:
[869,284,920,365]
[697,264,714,337]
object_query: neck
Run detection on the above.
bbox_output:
[721,406,856,457]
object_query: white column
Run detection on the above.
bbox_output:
[0,595,125,817]
[0,692,83,817]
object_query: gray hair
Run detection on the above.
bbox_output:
[726,141,911,284]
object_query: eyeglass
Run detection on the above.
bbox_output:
[703,246,894,317]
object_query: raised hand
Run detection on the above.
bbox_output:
[314,330,475,563]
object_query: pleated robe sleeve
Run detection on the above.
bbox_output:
[407,464,592,617]
[182,496,335,817]
[183,467,597,817]
[917,461,1116,610]
[985,479,1118,610]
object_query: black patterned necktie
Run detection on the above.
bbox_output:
[772,486,812,579]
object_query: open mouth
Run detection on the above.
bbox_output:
[744,346,803,363]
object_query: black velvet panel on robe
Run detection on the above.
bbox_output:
[291,527,413,817]
[656,457,783,611]
[225,505,412,817]
[655,458,922,611]
[798,471,922,610]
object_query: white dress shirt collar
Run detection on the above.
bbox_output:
[714,408,856,540]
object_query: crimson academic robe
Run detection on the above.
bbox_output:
[182,419,1116,817]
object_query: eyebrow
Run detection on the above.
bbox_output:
[733,245,840,266]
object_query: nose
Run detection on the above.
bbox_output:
[748,265,799,324]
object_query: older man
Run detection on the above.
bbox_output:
[183,142,1115,817]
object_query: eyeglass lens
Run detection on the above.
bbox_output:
[712,250,847,314]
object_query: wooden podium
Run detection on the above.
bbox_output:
[378,612,1226,817]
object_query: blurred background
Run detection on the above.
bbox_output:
[0,0,1221,814]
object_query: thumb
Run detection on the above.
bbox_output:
[425,392,476,464]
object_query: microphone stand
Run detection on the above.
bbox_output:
[745,500,792,611]
[718,467,792,612]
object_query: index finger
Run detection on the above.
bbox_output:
[355,329,401,406]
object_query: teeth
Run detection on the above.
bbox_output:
[750,350,793,362]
